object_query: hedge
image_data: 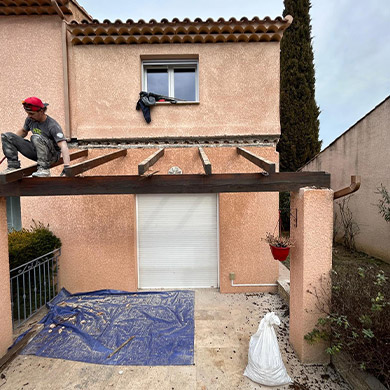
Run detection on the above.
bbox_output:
[9,220,61,269]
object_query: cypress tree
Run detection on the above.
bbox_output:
[278,0,321,172]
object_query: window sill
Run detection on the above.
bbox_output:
[156,101,200,105]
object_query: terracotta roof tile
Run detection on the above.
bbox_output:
[0,0,91,20]
[67,15,292,45]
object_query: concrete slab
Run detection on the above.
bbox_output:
[0,289,351,390]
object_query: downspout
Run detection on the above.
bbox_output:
[229,272,278,287]
[334,175,361,200]
[51,0,71,139]
[61,21,71,139]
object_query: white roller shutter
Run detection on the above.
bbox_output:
[137,194,219,288]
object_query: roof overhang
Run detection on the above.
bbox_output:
[68,15,293,45]
[0,0,92,21]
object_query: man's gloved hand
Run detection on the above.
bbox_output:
[60,165,70,177]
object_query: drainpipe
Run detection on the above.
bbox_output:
[61,21,71,139]
[334,175,361,200]
[229,272,278,287]
[51,0,71,139]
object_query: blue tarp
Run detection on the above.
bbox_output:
[21,288,194,366]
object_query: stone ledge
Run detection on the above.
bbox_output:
[332,352,387,390]
[277,279,290,306]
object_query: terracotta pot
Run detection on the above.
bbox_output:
[269,245,290,262]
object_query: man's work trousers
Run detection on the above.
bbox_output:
[1,132,60,169]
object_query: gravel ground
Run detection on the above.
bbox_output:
[0,289,352,390]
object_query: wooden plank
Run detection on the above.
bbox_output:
[237,147,276,174]
[0,323,43,373]
[64,149,127,177]
[198,147,212,175]
[0,172,331,197]
[0,150,88,185]
[138,148,164,175]
[107,336,135,359]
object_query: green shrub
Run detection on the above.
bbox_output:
[9,220,61,269]
[376,184,390,223]
[279,192,291,231]
[305,261,390,388]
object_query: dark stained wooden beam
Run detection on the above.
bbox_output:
[0,172,330,197]
[198,147,212,175]
[0,150,88,185]
[237,147,276,174]
[138,148,164,175]
[0,323,43,372]
[64,149,127,177]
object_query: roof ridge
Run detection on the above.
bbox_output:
[67,15,292,26]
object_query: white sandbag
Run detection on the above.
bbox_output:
[244,312,292,386]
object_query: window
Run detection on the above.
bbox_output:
[6,196,21,232]
[142,60,199,102]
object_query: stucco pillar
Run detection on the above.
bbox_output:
[289,188,333,364]
[0,197,13,357]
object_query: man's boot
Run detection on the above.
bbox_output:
[0,166,18,175]
[32,167,51,177]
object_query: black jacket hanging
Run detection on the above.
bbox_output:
[136,99,151,123]
[136,91,181,123]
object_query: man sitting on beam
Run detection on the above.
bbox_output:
[0,97,70,177]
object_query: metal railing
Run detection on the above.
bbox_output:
[10,248,61,327]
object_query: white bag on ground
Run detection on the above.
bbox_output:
[244,312,292,386]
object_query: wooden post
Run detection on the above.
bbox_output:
[0,197,13,358]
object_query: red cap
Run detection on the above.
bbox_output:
[22,97,48,112]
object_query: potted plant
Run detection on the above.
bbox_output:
[264,232,294,262]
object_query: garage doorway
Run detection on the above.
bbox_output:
[137,194,219,288]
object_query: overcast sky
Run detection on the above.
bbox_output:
[77,0,390,149]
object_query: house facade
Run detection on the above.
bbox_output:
[1,1,335,363]
[1,1,294,294]
[302,96,390,263]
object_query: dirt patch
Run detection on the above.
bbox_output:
[283,243,390,273]
[332,243,390,273]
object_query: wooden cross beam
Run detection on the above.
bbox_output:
[237,147,276,174]
[198,147,212,175]
[0,172,330,197]
[138,148,165,175]
[0,150,88,185]
[64,149,127,177]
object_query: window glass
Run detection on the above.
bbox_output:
[174,68,196,101]
[143,61,198,101]
[147,69,169,96]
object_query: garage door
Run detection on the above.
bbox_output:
[137,194,219,288]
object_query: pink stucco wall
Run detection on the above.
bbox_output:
[0,16,66,135]
[68,43,281,140]
[0,197,13,356]
[21,146,279,293]
[219,192,279,293]
[289,188,333,363]
[302,97,390,263]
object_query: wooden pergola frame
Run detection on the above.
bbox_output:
[0,147,330,196]
[0,145,334,365]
